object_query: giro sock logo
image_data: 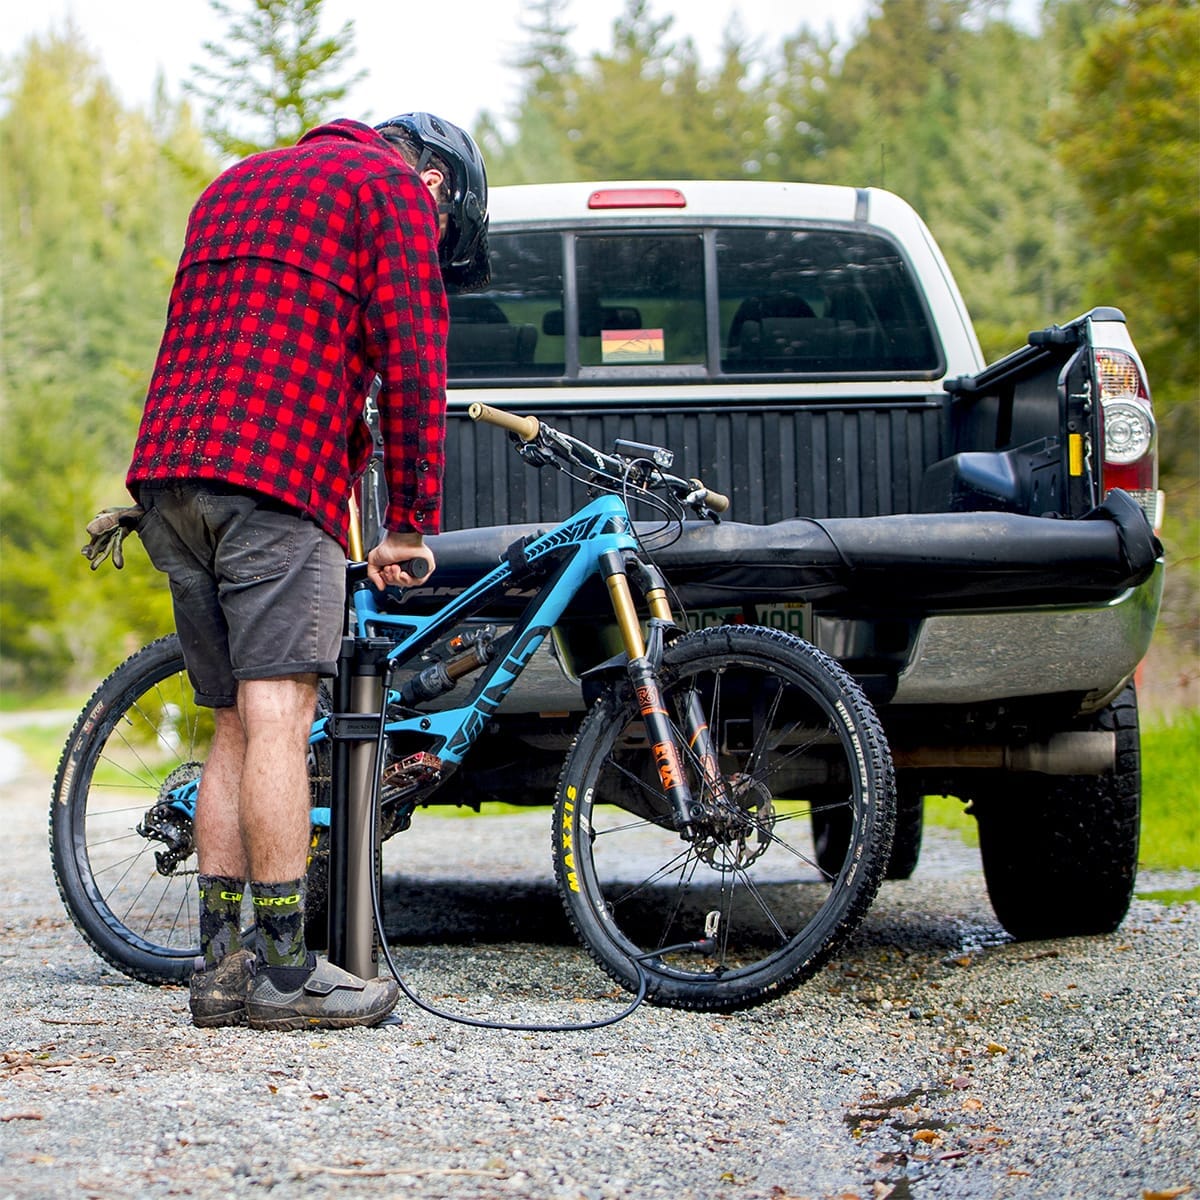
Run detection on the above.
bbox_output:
[198,873,246,966]
[251,893,302,908]
[250,878,307,968]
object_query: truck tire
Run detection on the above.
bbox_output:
[884,786,924,880]
[813,783,922,881]
[974,683,1141,940]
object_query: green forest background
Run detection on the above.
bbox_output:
[0,0,1196,705]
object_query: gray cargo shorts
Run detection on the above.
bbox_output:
[137,481,345,708]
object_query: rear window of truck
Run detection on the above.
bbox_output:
[447,224,940,384]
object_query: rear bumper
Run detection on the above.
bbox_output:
[888,564,1163,707]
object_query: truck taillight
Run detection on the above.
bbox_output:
[1095,347,1163,531]
[587,187,687,209]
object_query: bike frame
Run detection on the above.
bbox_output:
[345,492,643,764]
[168,492,647,823]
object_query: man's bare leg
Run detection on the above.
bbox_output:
[236,675,318,883]
[195,705,248,879]
[193,705,250,968]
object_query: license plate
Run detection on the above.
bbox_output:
[685,603,811,640]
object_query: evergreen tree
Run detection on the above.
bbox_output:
[912,13,1096,356]
[764,25,842,176]
[1052,0,1199,478]
[475,0,582,184]
[0,28,210,688]
[678,19,773,178]
[564,0,690,179]
[187,0,364,156]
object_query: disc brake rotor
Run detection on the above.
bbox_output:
[693,776,775,870]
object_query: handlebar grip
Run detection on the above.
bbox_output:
[692,480,730,514]
[403,558,430,580]
[468,401,540,442]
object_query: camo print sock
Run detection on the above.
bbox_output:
[197,874,245,967]
[250,878,308,968]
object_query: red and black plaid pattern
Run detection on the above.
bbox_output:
[128,120,448,547]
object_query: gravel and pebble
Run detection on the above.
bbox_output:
[1,743,1197,1200]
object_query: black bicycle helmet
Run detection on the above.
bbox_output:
[376,111,489,288]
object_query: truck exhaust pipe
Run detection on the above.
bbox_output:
[892,731,1115,776]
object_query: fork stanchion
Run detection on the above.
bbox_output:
[328,635,389,981]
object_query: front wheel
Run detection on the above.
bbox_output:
[553,625,896,1011]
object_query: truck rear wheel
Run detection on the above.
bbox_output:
[974,683,1141,940]
[813,783,922,881]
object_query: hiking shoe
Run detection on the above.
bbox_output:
[245,958,399,1031]
[189,949,255,1028]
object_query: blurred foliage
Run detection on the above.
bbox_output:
[1051,0,1200,480]
[187,0,363,156]
[1,0,1196,695]
[0,28,213,690]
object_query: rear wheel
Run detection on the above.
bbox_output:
[50,637,210,983]
[553,625,895,1012]
[813,782,923,880]
[974,683,1141,940]
[50,636,333,983]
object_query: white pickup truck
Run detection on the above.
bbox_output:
[383,179,1164,944]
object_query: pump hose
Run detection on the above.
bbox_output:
[366,659,650,1032]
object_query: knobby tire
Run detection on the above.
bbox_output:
[552,625,896,1011]
[50,636,203,983]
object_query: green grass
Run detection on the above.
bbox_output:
[923,794,980,847]
[1139,708,1200,872]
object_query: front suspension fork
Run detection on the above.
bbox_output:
[600,552,728,835]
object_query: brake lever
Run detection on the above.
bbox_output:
[684,487,724,524]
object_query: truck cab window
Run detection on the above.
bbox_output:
[717,228,941,375]
[574,234,706,369]
[447,232,565,380]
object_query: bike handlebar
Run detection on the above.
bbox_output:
[468,402,729,519]
[468,401,540,442]
[693,482,730,514]
[347,557,428,587]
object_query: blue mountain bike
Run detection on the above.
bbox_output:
[50,403,896,1011]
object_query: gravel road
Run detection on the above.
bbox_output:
[2,743,1197,1200]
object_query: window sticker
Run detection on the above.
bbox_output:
[601,328,665,364]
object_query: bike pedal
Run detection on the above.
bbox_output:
[381,750,444,797]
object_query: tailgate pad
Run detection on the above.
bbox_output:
[412,490,1161,613]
